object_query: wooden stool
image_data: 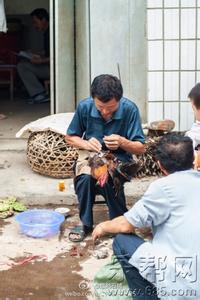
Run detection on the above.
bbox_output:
[0,64,16,100]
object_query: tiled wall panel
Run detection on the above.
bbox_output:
[147,0,198,130]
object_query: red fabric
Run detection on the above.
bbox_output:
[0,32,20,64]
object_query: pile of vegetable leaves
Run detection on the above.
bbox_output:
[0,197,26,219]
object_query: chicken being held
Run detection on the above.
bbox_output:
[88,151,140,195]
[88,152,112,187]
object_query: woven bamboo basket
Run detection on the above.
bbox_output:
[27,131,79,178]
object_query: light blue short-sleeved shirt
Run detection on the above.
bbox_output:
[67,97,145,162]
[125,170,200,299]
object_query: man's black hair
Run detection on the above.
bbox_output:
[30,8,49,21]
[188,83,200,109]
[154,133,194,173]
[91,74,123,102]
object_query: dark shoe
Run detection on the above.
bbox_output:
[37,94,50,103]
[27,93,49,104]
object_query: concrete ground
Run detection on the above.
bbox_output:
[0,206,115,300]
[0,95,157,300]
[0,94,50,139]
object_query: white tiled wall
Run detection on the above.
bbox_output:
[147,9,163,39]
[164,72,179,101]
[164,9,179,39]
[180,102,194,131]
[147,0,197,131]
[180,72,195,100]
[164,41,179,70]
[181,9,196,38]
[148,72,163,101]
[147,0,162,8]
[148,41,163,70]
[148,102,164,122]
[164,0,179,7]
[181,0,196,7]
[181,41,195,70]
[197,9,200,37]
[196,41,200,69]
[164,102,179,130]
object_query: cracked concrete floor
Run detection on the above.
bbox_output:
[0,205,113,300]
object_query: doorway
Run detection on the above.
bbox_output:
[0,0,50,139]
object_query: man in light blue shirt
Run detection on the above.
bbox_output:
[93,133,200,299]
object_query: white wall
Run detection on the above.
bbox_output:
[76,0,147,121]
[75,0,91,103]
[90,0,131,93]
[51,0,75,113]
[90,0,147,120]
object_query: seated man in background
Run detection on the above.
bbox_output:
[17,8,49,104]
[93,133,200,300]
[65,74,145,241]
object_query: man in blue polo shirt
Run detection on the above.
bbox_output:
[65,74,145,241]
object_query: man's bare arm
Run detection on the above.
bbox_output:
[119,137,145,154]
[65,135,102,152]
[92,216,135,241]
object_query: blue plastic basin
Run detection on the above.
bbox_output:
[15,209,65,238]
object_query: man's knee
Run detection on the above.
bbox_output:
[17,61,31,74]
[75,174,93,184]
[113,234,126,256]
[17,62,23,74]
[113,233,145,258]
[74,174,95,191]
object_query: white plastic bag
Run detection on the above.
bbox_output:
[16,113,74,138]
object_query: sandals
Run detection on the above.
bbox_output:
[68,225,93,242]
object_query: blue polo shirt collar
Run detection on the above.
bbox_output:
[90,98,123,120]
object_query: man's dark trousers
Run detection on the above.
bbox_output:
[74,174,128,228]
[113,233,160,300]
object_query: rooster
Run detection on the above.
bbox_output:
[88,151,140,195]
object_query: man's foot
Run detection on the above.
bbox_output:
[27,92,49,104]
[68,225,93,242]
